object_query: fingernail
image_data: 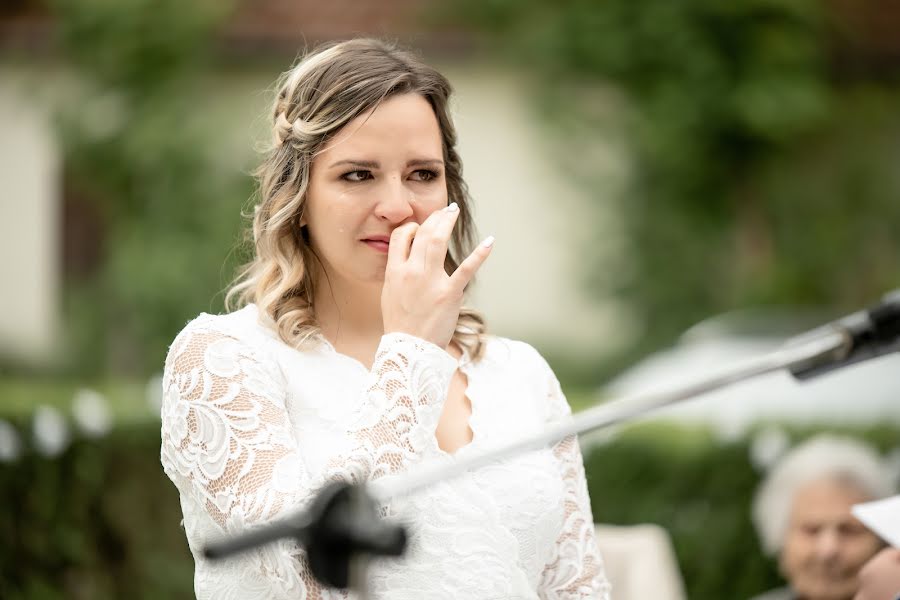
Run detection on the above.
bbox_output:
[446,202,459,213]
[481,235,495,248]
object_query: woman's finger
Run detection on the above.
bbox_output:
[448,235,494,293]
[425,202,460,271]
[387,222,419,268]
[409,203,455,269]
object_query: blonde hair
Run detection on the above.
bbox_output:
[226,38,487,358]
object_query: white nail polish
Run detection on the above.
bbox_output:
[481,235,495,248]
[446,202,459,213]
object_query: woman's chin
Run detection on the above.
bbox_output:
[362,268,387,284]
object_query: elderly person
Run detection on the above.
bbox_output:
[750,435,897,600]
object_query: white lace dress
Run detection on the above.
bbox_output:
[160,304,610,600]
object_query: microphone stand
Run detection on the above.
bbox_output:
[203,289,900,597]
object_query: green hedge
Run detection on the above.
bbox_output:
[1,421,191,600]
[2,413,897,599]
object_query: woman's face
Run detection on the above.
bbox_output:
[780,478,884,600]
[304,93,449,288]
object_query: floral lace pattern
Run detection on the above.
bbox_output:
[160,306,609,599]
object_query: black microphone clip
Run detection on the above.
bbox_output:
[788,289,900,380]
[203,481,407,590]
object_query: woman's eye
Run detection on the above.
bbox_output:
[410,169,439,182]
[342,170,372,182]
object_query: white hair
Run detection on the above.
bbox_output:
[752,434,898,556]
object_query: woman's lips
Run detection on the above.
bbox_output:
[362,239,390,253]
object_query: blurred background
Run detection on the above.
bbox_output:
[1,0,899,598]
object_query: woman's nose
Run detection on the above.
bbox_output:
[374,177,414,223]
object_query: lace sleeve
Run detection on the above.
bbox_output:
[537,363,611,600]
[159,318,456,599]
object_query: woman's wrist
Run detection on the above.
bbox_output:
[379,332,457,371]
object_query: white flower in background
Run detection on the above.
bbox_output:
[0,419,22,462]
[750,425,790,472]
[713,413,747,444]
[146,373,163,416]
[33,405,70,457]
[72,388,113,438]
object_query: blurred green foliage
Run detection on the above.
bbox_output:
[35,0,900,380]
[1,420,192,600]
[450,0,900,357]
[50,0,251,377]
[2,392,897,599]
[0,377,153,421]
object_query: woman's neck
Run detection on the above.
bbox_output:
[313,274,384,349]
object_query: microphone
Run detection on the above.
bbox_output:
[786,289,900,380]
[203,481,406,590]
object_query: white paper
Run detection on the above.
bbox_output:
[852,495,900,548]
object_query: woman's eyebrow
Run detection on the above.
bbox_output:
[329,159,379,169]
[328,158,445,169]
[407,158,444,168]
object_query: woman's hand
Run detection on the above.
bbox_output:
[381,202,493,349]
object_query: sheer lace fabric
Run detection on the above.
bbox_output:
[160,305,610,599]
